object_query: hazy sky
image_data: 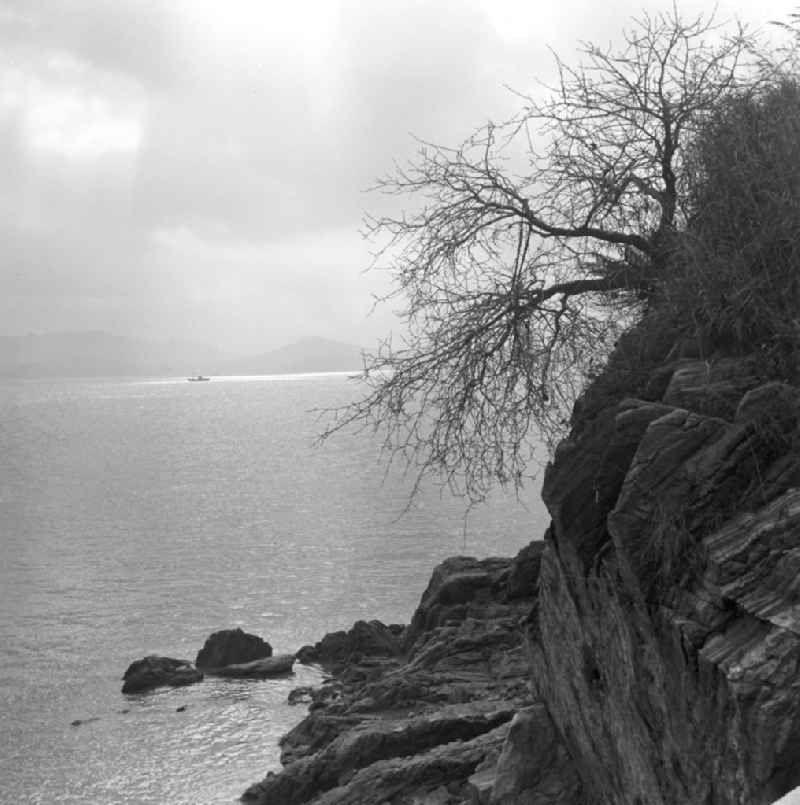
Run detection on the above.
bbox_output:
[0,0,796,354]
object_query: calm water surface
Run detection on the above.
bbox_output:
[0,374,547,803]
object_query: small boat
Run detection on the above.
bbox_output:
[187,375,211,382]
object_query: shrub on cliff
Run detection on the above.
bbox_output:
[671,76,800,376]
[324,9,797,502]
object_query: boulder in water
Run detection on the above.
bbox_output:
[121,655,203,694]
[195,628,272,671]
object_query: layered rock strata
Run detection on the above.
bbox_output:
[242,550,583,804]
[527,330,800,805]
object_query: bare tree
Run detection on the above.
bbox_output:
[323,9,766,503]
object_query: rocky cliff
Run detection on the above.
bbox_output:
[241,551,586,804]
[243,322,800,804]
[526,324,800,804]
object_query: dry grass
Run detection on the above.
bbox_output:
[667,78,800,378]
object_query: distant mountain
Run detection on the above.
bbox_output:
[0,332,365,378]
[0,331,223,378]
[218,337,364,376]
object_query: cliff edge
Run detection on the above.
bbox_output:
[243,322,800,804]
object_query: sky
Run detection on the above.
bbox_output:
[0,0,796,355]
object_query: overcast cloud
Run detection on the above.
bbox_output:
[0,0,795,354]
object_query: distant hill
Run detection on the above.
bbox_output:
[0,332,365,378]
[218,337,364,376]
[0,332,223,378]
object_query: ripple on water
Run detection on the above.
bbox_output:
[1,375,545,803]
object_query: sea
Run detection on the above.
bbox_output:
[0,373,548,804]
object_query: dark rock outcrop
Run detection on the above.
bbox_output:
[121,655,203,693]
[242,551,576,804]
[296,620,404,672]
[195,628,272,671]
[526,332,800,804]
[489,705,583,804]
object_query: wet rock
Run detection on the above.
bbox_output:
[296,620,403,671]
[195,628,272,671]
[213,653,295,678]
[288,686,315,706]
[121,655,203,694]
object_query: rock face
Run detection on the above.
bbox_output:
[241,546,583,804]
[490,705,583,805]
[526,326,800,804]
[195,628,272,671]
[121,655,203,693]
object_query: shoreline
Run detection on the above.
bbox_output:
[241,547,551,804]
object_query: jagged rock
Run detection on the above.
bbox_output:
[213,654,295,678]
[121,655,203,693]
[242,554,553,804]
[243,710,514,805]
[296,620,404,671]
[301,722,512,805]
[506,542,545,600]
[195,628,272,671]
[288,686,316,706]
[527,337,800,805]
[489,705,583,804]
[468,751,501,805]
[735,381,800,430]
[662,357,759,420]
[405,556,514,650]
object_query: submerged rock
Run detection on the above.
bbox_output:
[195,628,272,671]
[70,717,101,727]
[121,655,203,694]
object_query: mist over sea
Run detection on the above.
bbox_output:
[0,373,547,804]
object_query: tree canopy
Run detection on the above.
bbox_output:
[323,8,798,503]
